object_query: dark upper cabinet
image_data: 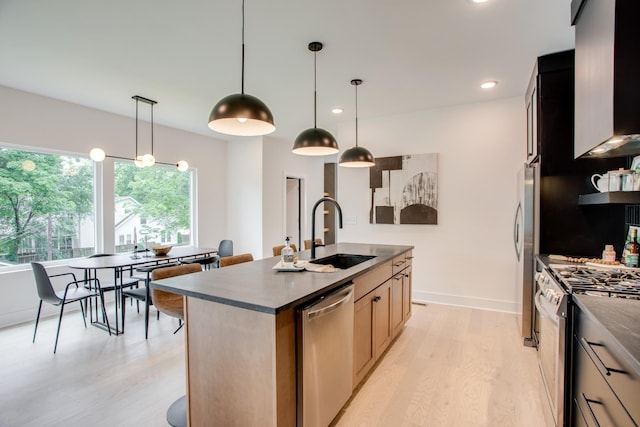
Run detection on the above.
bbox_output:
[528,50,626,257]
[573,0,640,158]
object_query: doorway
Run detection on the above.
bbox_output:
[286,177,303,250]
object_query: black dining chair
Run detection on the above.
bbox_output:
[31,262,110,353]
[121,262,180,338]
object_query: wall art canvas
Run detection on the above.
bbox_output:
[369,153,438,225]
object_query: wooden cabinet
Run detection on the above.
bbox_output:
[354,292,375,386]
[403,264,412,321]
[353,250,413,388]
[354,278,392,387]
[391,272,404,337]
[373,279,392,359]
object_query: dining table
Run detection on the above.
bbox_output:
[68,246,217,335]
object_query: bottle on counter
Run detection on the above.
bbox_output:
[281,236,294,267]
[624,229,639,267]
[602,244,616,263]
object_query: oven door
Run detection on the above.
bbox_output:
[534,272,568,427]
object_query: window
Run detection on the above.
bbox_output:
[114,162,192,253]
[0,146,95,267]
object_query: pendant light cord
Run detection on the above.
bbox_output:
[241,0,245,95]
[150,102,154,156]
[313,49,317,128]
[135,98,139,158]
[355,83,359,147]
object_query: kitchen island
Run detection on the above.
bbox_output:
[151,242,413,426]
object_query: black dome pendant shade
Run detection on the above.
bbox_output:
[292,42,339,155]
[208,0,275,137]
[339,79,375,167]
[209,93,275,136]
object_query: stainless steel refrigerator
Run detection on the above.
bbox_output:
[514,163,538,346]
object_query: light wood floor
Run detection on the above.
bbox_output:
[0,303,551,427]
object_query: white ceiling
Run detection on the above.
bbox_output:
[0,0,574,141]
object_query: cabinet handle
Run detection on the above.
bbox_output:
[394,261,405,267]
[406,256,414,260]
[580,337,614,377]
[404,274,409,278]
[373,296,381,303]
[580,393,602,427]
[394,276,402,281]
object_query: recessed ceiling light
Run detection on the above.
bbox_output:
[331,107,344,114]
[470,0,489,3]
[481,81,498,89]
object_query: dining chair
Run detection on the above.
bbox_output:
[304,238,323,250]
[150,263,202,427]
[219,253,254,267]
[272,243,297,257]
[212,239,233,268]
[31,262,110,353]
[180,255,219,271]
[121,262,180,338]
[151,263,203,332]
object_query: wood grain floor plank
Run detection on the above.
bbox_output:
[0,302,551,426]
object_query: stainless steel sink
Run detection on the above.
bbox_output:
[309,253,375,269]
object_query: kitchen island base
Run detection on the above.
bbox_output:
[185,298,296,426]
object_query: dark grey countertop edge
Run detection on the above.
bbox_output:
[151,276,358,314]
[150,243,414,314]
[573,295,640,376]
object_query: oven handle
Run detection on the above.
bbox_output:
[534,289,559,326]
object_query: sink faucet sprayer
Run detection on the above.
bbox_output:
[311,197,343,260]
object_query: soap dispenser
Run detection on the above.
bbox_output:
[281,237,294,267]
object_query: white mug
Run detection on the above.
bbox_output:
[591,173,612,192]
[591,171,628,192]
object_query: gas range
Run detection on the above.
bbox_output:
[549,263,640,299]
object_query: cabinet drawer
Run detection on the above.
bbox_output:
[573,337,635,427]
[353,260,392,301]
[404,250,413,267]
[392,254,407,275]
[575,308,640,422]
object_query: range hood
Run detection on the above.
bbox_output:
[572,0,640,158]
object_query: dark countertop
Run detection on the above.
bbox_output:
[573,295,640,375]
[150,242,413,314]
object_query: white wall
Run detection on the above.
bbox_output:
[226,137,264,258]
[261,136,325,259]
[0,85,227,326]
[337,97,525,313]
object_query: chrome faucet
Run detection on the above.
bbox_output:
[311,197,343,259]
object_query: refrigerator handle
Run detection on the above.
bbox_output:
[514,202,522,261]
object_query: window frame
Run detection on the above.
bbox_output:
[0,143,196,273]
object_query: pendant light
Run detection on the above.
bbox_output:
[339,79,375,167]
[292,42,339,156]
[89,96,189,171]
[208,0,275,136]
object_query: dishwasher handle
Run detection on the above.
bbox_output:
[307,286,354,320]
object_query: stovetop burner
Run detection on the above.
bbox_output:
[549,264,640,298]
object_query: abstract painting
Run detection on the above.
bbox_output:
[369,153,438,224]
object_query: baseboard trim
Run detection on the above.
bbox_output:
[412,290,518,314]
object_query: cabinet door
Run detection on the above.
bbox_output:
[573,337,635,427]
[373,279,392,359]
[391,272,404,338]
[353,295,374,388]
[403,265,412,321]
[526,74,538,163]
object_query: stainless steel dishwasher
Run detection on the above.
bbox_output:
[297,283,354,427]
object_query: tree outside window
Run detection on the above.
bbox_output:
[0,147,95,266]
[114,162,191,253]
